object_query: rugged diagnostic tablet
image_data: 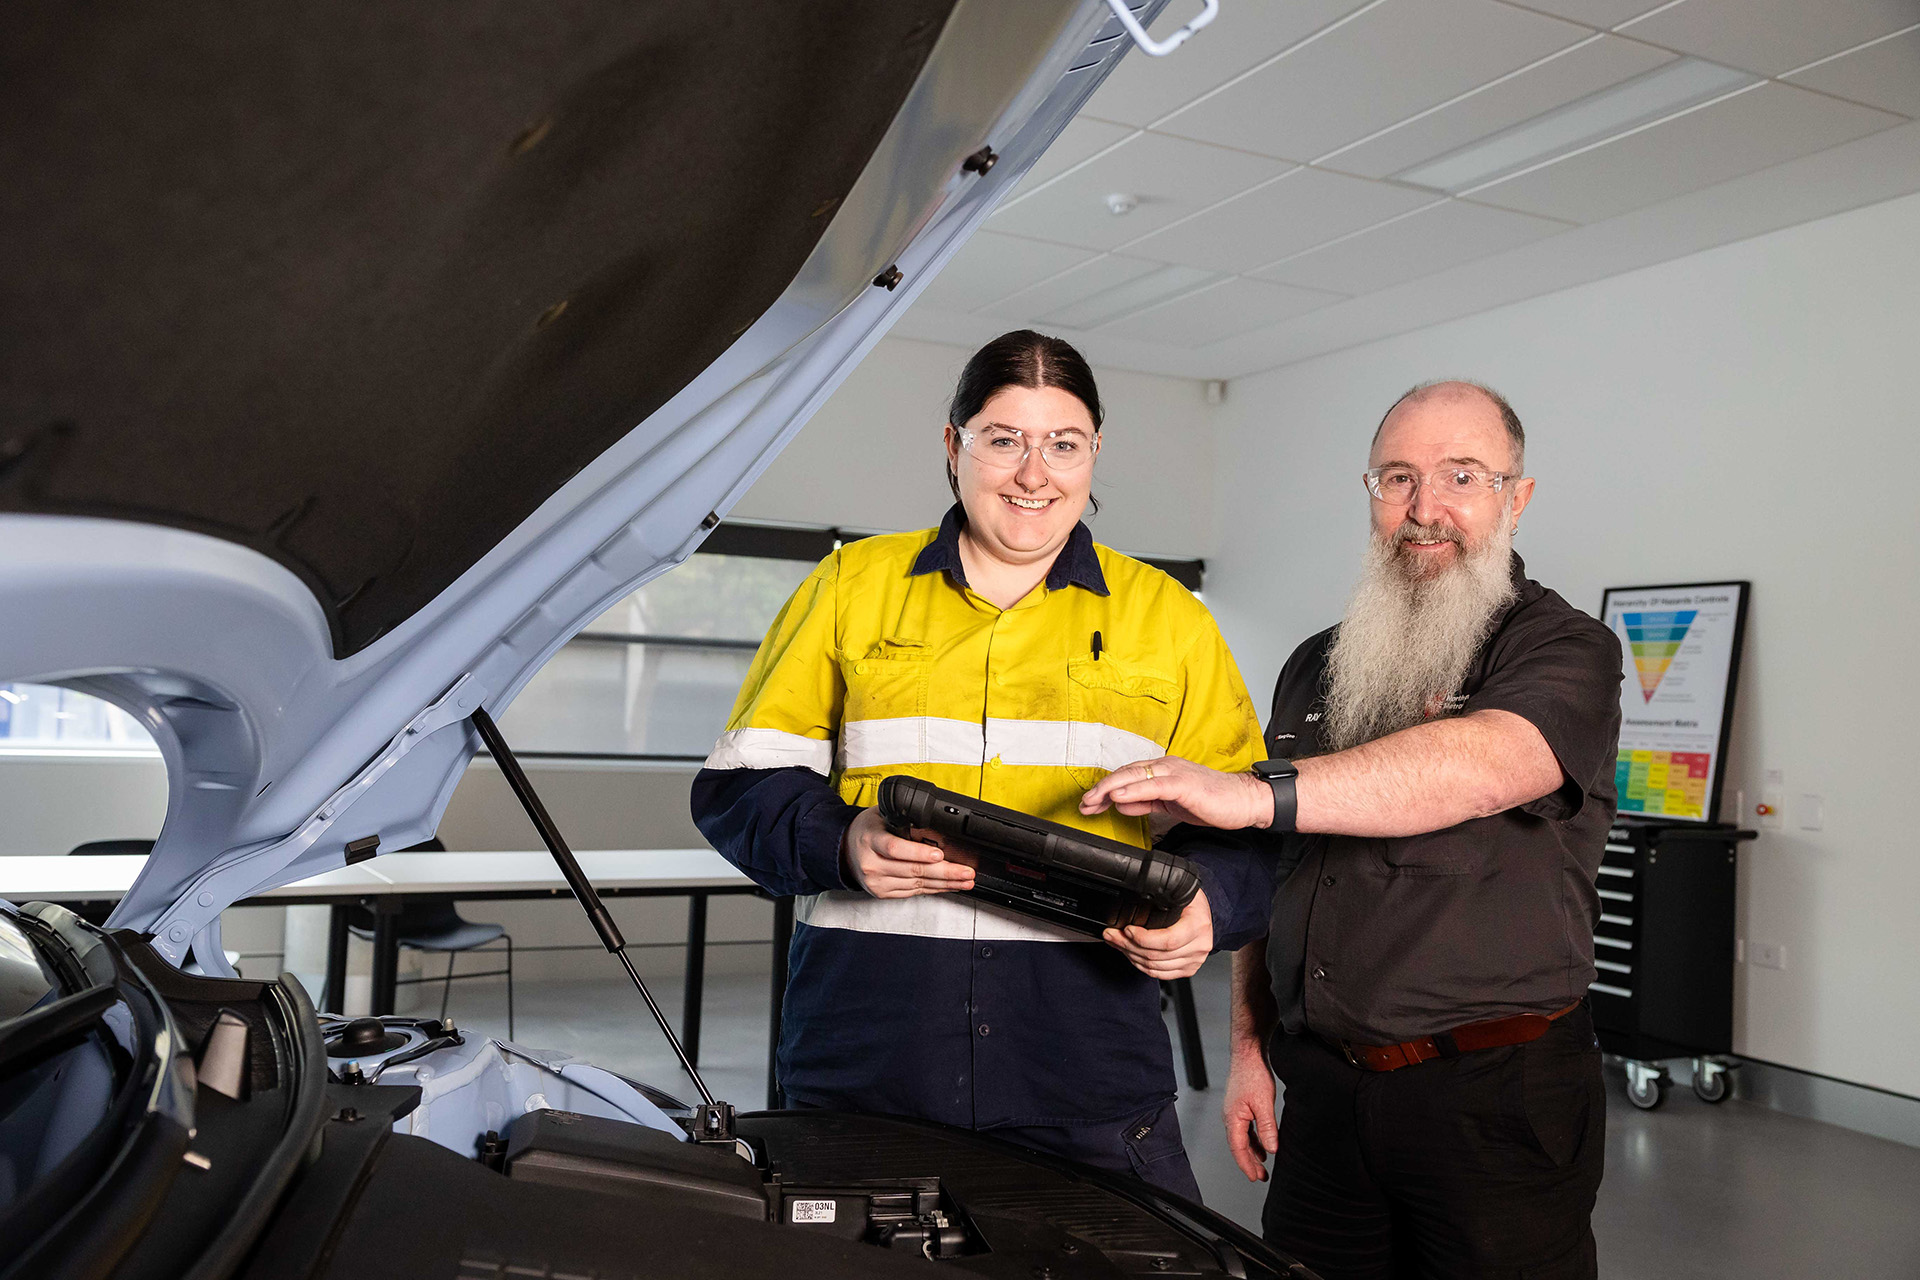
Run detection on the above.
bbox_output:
[877,776,1201,936]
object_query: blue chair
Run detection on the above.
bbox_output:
[347,840,514,1037]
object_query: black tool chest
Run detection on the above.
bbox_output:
[1588,818,1756,1108]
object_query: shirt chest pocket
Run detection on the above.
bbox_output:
[839,639,935,723]
[1065,655,1180,782]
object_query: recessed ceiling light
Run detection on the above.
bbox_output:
[1104,192,1140,216]
[1396,58,1759,194]
[1041,263,1216,330]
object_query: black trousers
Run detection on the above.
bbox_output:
[1263,1005,1605,1280]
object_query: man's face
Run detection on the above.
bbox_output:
[1366,387,1536,579]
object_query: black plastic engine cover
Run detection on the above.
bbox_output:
[504,1108,768,1220]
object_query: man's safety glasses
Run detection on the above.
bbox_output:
[957,425,1098,473]
[1364,465,1514,507]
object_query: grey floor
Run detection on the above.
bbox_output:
[439,952,1920,1279]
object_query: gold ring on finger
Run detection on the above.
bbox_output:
[1143,763,1155,780]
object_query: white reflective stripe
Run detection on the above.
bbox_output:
[795,891,1085,943]
[839,718,984,770]
[838,716,1165,773]
[704,727,832,775]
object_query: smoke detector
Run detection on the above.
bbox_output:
[1104,192,1139,216]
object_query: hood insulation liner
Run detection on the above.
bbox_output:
[0,0,956,655]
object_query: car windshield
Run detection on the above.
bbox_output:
[0,911,61,1019]
[1,911,127,1224]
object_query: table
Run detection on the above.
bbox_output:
[1,849,794,1106]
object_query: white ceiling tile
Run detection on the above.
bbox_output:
[1786,27,1920,118]
[1323,36,1675,179]
[1155,0,1590,161]
[1508,0,1672,26]
[1011,117,1139,195]
[1077,0,1376,127]
[1469,82,1905,222]
[1620,0,1920,76]
[1123,167,1437,271]
[1255,198,1570,294]
[911,232,1099,314]
[1096,276,1346,348]
[981,254,1163,322]
[986,131,1289,250]
[1041,263,1221,329]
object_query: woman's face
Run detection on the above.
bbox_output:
[944,385,1100,565]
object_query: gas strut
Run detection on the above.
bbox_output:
[468,707,735,1145]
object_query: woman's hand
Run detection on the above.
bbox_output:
[1102,888,1212,980]
[840,806,976,898]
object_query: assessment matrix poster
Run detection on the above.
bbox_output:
[1600,581,1749,823]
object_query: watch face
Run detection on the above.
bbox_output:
[1255,759,1299,779]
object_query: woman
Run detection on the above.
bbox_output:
[691,330,1273,1199]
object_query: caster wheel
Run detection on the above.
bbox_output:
[1691,1061,1731,1104]
[1626,1070,1666,1111]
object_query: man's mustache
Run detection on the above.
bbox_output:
[1390,520,1464,549]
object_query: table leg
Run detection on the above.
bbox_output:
[1170,976,1208,1091]
[323,904,350,1014]
[682,893,708,1066]
[370,898,401,1017]
[767,896,793,1110]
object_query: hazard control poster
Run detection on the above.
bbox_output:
[1600,581,1749,823]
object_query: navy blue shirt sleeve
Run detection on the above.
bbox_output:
[1157,823,1294,951]
[690,765,859,897]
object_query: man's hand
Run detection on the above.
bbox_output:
[1080,756,1272,831]
[1222,1041,1279,1182]
[841,806,975,898]
[1102,888,1212,980]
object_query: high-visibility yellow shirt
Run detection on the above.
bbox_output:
[708,513,1263,941]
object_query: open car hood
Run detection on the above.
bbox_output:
[0,0,1165,963]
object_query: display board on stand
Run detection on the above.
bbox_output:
[1600,581,1749,824]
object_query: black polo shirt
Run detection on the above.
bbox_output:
[1265,554,1623,1045]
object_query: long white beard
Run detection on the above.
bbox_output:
[1321,515,1518,752]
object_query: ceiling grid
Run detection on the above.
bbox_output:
[899,0,1920,379]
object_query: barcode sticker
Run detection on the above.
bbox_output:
[791,1199,837,1224]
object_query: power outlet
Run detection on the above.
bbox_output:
[1750,941,1787,970]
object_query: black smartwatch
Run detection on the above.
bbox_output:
[1252,758,1300,833]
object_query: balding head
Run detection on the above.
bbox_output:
[1372,380,1524,475]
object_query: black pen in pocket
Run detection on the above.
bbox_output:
[1091,631,1102,661]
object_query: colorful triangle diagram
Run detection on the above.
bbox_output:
[1621,610,1696,702]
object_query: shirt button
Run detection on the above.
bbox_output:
[1323,875,1336,887]
[980,945,993,958]
[854,662,869,676]
[978,1024,991,1037]
[1312,966,1328,980]
[988,755,1003,769]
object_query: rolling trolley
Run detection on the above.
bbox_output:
[1588,818,1757,1110]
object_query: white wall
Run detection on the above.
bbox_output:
[734,335,1216,557]
[1204,190,1920,1099]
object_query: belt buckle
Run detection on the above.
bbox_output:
[1339,1041,1365,1070]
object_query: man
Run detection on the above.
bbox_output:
[1081,381,1623,1279]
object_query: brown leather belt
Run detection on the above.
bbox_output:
[1331,1001,1583,1072]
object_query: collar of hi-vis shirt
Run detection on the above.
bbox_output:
[910,504,1110,598]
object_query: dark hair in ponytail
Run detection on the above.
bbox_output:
[945,330,1104,511]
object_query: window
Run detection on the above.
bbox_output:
[0,683,156,755]
[496,549,816,759]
